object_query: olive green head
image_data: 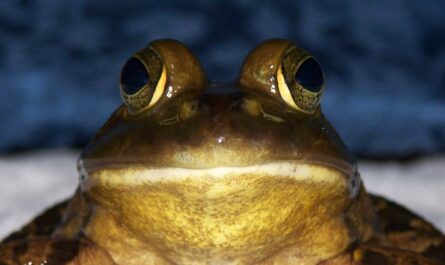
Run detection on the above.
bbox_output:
[80,39,354,173]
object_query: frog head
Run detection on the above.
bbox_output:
[78,39,366,265]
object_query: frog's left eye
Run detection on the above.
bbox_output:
[239,39,324,114]
[277,47,324,113]
[119,47,166,114]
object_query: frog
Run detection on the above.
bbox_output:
[1,39,444,265]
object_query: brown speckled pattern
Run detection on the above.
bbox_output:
[371,195,445,263]
[0,237,116,265]
[320,243,442,265]
[1,200,68,244]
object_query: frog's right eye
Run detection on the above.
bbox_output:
[119,47,166,114]
[119,39,207,114]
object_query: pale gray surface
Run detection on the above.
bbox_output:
[359,157,445,232]
[0,149,444,240]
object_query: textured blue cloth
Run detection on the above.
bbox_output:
[1,0,444,157]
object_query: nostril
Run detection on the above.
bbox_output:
[294,58,324,92]
[121,57,150,95]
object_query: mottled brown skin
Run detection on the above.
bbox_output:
[1,39,444,265]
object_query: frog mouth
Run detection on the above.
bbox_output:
[79,160,360,199]
[79,156,355,175]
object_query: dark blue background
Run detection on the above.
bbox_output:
[1,0,445,157]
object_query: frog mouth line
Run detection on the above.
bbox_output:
[80,160,360,197]
[79,157,355,177]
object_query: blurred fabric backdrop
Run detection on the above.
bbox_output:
[1,0,445,157]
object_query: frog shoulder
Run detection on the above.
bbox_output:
[1,199,69,244]
[370,194,445,262]
[321,194,445,264]
[320,243,442,265]
[0,237,116,265]
[2,189,88,244]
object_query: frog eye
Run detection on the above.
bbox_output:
[277,48,324,113]
[119,47,166,114]
[119,39,207,114]
[239,39,324,114]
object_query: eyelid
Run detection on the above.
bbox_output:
[239,39,294,101]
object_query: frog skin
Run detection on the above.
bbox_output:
[1,39,444,265]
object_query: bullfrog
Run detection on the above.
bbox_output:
[1,39,444,265]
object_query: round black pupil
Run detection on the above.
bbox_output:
[121,57,149,95]
[294,58,323,92]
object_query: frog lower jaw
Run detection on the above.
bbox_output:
[82,162,358,265]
